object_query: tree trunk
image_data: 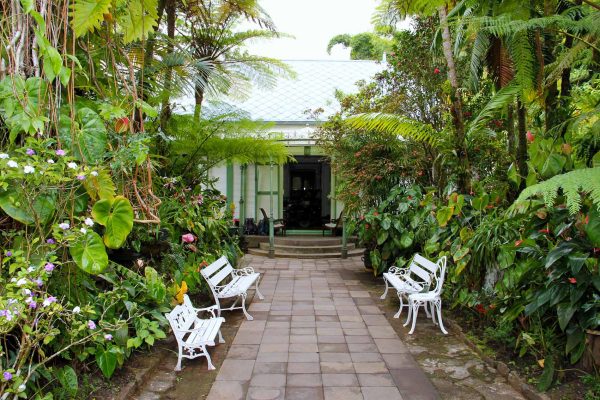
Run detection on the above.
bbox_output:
[194,83,204,121]
[561,0,581,98]
[437,5,470,193]
[516,100,528,190]
[144,0,167,68]
[507,104,515,159]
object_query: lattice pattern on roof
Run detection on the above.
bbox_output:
[177,60,384,122]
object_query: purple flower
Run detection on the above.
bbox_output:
[44,262,55,272]
[55,149,66,156]
[26,148,35,155]
[104,334,113,341]
[76,175,85,181]
[27,298,37,309]
[0,310,6,317]
[47,238,56,244]
[35,278,43,287]
[3,371,12,381]
[88,320,96,330]
[58,222,70,230]
[42,296,56,307]
[5,251,12,257]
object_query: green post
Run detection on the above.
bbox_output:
[341,212,348,259]
[239,165,246,236]
[268,158,275,258]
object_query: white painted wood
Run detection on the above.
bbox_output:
[165,295,225,371]
[380,254,446,320]
[201,256,264,320]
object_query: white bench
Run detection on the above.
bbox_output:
[380,254,446,318]
[201,255,264,321]
[165,294,225,371]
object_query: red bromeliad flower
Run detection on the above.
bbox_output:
[568,277,577,284]
[526,131,535,143]
[515,239,523,247]
[539,228,550,234]
[475,304,488,315]
[434,68,440,74]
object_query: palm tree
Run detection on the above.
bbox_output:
[180,0,292,120]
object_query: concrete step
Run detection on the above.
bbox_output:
[273,237,345,246]
[248,247,365,259]
[259,242,356,253]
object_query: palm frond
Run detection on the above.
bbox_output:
[344,113,439,146]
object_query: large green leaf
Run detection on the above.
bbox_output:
[72,0,112,37]
[83,168,116,201]
[70,231,109,274]
[399,231,413,249]
[59,107,107,163]
[540,153,566,179]
[92,196,134,249]
[56,366,78,397]
[96,347,118,378]
[556,303,576,331]
[117,0,159,43]
[584,208,600,247]
[537,356,554,392]
[436,206,454,227]
[145,267,166,302]
[0,188,56,225]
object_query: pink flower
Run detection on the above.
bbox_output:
[526,131,535,143]
[568,277,577,284]
[55,149,66,156]
[44,262,55,272]
[515,240,523,247]
[88,320,96,330]
[181,233,195,243]
[434,68,440,74]
[104,334,113,341]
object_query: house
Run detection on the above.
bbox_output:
[181,59,383,234]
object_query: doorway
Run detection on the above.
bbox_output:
[283,156,331,229]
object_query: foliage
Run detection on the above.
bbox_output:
[327,32,392,60]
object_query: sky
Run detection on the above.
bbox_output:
[246,0,381,60]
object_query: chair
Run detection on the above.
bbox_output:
[403,256,448,335]
[260,208,285,236]
[322,210,343,236]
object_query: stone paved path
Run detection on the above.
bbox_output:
[206,255,439,400]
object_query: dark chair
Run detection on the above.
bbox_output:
[323,211,343,236]
[260,208,286,236]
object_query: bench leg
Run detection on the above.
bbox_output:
[255,276,265,300]
[218,329,225,344]
[203,345,216,370]
[175,346,183,371]
[380,277,389,300]
[393,293,404,319]
[435,299,448,335]
[408,301,419,335]
[241,293,253,321]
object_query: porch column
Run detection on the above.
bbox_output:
[239,164,246,236]
[268,157,275,258]
[341,213,348,259]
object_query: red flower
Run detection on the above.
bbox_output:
[365,224,370,230]
[526,131,535,143]
[584,214,590,225]
[373,212,379,217]
[359,215,365,221]
[515,240,523,247]
[375,175,383,181]
[181,233,195,243]
[568,277,577,284]
[539,228,550,234]
[407,196,413,200]
[475,304,488,315]
[434,68,440,74]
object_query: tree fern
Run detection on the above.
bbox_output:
[344,113,440,147]
[515,168,600,214]
[468,82,520,136]
[468,31,491,91]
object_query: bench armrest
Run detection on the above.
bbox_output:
[233,267,255,276]
[388,267,409,276]
[190,305,220,319]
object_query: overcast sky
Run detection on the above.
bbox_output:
[246,0,381,60]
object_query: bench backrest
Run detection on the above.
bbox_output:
[201,256,234,288]
[408,253,439,283]
[165,304,196,342]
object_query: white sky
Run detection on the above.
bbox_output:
[246,0,381,60]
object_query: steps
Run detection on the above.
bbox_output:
[247,236,364,259]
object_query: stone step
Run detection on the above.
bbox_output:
[258,242,356,253]
[248,247,365,259]
[273,237,346,246]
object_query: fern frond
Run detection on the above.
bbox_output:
[545,39,591,88]
[515,168,600,214]
[468,31,491,91]
[344,113,439,147]
[468,82,520,136]
[506,30,536,93]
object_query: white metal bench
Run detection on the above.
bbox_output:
[380,253,446,318]
[165,295,225,371]
[200,255,264,321]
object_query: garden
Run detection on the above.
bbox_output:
[0,0,599,399]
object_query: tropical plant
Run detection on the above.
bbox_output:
[327,32,392,60]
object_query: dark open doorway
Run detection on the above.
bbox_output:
[283,156,331,229]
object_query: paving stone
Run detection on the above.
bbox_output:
[246,387,285,400]
[250,373,286,387]
[216,359,255,381]
[323,386,363,400]
[228,345,260,360]
[322,373,359,386]
[320,361,355,373]
[353,362,388,374]
[286,387,325,400]
[288,352,320,363]
[319,352,352,362]
[207,380,247,400]
[357,373,395,386]
[287,362,320,373]
[287,373,323,387]
[253,362,287,374]
[361,386,403,400]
